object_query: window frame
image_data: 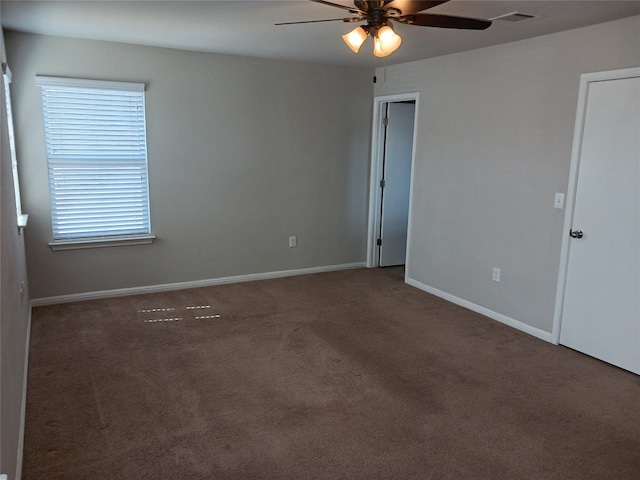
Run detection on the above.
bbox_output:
[35,76,155,250]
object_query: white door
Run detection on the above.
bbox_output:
[559,72,640,374]
[379,102,415,267]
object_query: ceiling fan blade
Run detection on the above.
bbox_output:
[275,18,355,25]
[396,13,491,30]
[384,1,449,15]
[309,0,366,15]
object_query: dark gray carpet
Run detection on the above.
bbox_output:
[23,268,640,479]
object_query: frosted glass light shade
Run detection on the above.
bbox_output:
[342,26,368,53]
[373,25,402,57]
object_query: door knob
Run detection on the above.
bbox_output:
[569,229,583,239]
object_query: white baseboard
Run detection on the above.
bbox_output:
[405,277,553,343]
[31,263,366,306]
[15,306,32,480]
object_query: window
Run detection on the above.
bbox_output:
[36,76,153,249]
[3,62,27,229]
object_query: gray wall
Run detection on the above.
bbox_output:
[374,15,640,334]
[1,27,31,480]
[5,32,373,299]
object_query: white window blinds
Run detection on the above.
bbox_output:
[36,76,151,241]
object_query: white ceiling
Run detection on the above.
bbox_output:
[1,1,639,68]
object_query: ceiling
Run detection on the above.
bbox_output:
[1,1,639,68]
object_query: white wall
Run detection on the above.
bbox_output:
[0,27,31,480]
[5,32,373,299]
[374,16,640,335]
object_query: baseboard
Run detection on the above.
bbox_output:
[31,262,366,306]
[15,305,32,480]
[405,277,553,343]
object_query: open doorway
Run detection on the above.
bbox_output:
[366,93,419,277]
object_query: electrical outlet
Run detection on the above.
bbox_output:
[289,236,297,248]
[492,267,501,282]
[554,193,565,209]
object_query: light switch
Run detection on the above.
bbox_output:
[554,193,565,209]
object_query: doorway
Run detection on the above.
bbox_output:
[553,67,639,374]
[367,93,419,274]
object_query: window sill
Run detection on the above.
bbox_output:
[49,234,156,251]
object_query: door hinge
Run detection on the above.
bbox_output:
[376,238,382,246]
[380,179,385,188]
[383,117,389,126]
[373,75,377,83]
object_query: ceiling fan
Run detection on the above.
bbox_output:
[276,1,492,58]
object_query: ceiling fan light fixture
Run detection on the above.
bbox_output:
[278,0,494,59]
[373,25,402,57]
[342,26,369,53]
[373,36,389,57]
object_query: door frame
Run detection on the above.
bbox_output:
[366,92,420,269]
[552,67,640,345]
